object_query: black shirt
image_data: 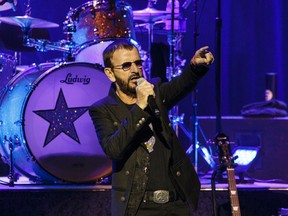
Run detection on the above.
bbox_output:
[125,103,175,191]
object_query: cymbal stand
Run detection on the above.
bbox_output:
[14,51,22,66]
[14,0,32,66]
[166,0,178,135]
[22,0,32,49]
[166,0,190,140]
[144,0,158,80]
[167,32,185,137]
[63,9,77,61]
[181,0,204,173]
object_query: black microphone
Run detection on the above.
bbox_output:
[137,78,161,118]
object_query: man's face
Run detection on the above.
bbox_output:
[109,47,143,97]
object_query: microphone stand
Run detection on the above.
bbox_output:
[182,0,216,175]
[190,0,201,172]
[166,0,176,82]
[211,0,223,215]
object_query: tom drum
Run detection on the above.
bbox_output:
[65,1,136,66]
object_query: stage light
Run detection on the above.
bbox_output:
[232,146,260,173]
[199,145,217,169]
[186,143,216,169]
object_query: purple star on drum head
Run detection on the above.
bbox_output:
[33,88,88,147]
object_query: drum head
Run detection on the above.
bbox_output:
[23,62,112,183]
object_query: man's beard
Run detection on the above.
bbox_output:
[115,75,139,98]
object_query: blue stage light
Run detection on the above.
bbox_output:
[232,146,260,172]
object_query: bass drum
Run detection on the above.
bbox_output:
[0,62,112,183]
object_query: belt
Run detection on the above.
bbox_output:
[143,190,178,204]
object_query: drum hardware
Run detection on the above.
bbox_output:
[23,36,76,62]
[133,0,170,79]
[24,38,74,56]
[165,0,186,131]
[135,18,187,36]
[0,16,59,54]
[0,135,23,186]
[63,12,76,43]
[133,0,169,23]
[2,135,19,187]
[0,22,51,54]
[7,136,15,187]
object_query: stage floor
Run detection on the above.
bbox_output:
[1,175,288,190]
[0,176,288,216]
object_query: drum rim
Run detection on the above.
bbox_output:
[3,62,58,92]
[73,38,140,56]
[66,0,133,23]
[69,0,132,13]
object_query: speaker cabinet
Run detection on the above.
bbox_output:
[196,116,288,181]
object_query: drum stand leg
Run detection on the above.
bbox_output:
[14,52,22,66]
[7,137,15,187]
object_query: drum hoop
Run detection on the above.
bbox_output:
[69,1,109,21]
[4,63,58,91]
[33,62,104,85]
[68,0,132,21]
[72,38,116,56]
[73,38,140,56]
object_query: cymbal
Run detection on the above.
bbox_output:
[133,7,169,22]
[0,15,59,29]
[0,0,17,11]
[0,22,50,52]
[135,17,187,33]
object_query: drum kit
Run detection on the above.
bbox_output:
[0,0,187,185]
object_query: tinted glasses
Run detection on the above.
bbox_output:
[111,60,144,71]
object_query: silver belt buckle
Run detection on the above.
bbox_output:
[153,190,169,204]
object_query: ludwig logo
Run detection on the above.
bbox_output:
[60,73,90,85]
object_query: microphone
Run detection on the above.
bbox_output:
[137,78,160,118]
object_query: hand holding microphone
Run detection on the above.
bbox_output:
[136,78,160,118]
